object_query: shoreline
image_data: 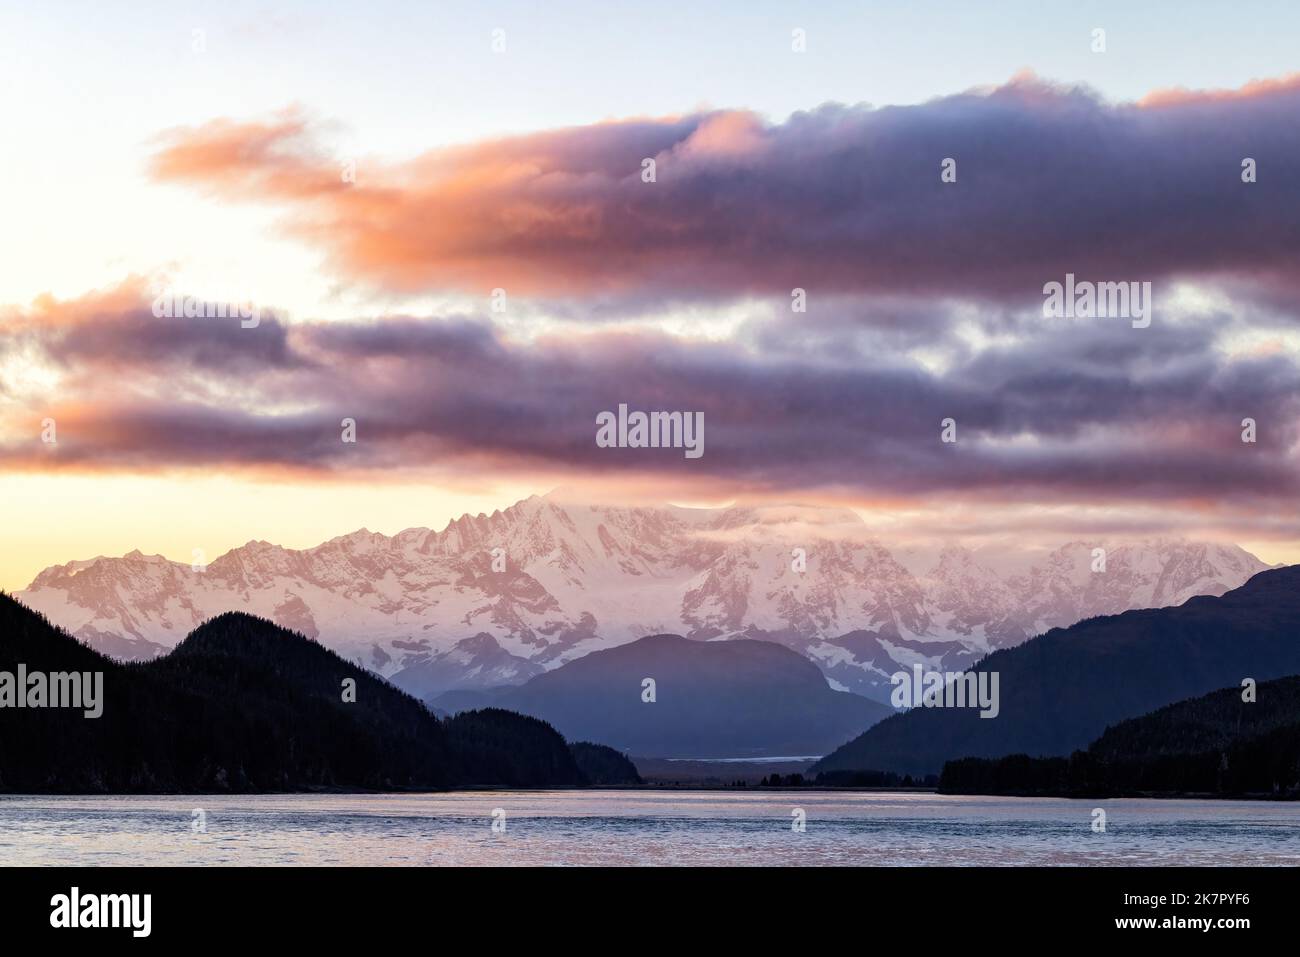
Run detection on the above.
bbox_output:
[2,784,1295,800]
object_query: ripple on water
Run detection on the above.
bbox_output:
[0,792,1296,866]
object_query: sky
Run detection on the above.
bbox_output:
[1,1,1299,589]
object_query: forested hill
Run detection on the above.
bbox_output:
[0,593,602,792]
[940,675,1300,797]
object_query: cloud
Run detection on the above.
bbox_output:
[7,281,300,376]
[149,74,1300,302]
[3,282,1297,526]
[9,73,1300,547]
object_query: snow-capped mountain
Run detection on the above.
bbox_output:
[386,632,544,700]
[17,493,1272,702]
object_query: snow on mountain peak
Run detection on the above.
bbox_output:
[16,496,1273,703]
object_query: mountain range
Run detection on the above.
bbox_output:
[17,493,1271,703]
[812,565,1300,776]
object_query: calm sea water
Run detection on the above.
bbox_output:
[1,791,1297,866]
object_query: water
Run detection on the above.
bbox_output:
[1,791,1297,866]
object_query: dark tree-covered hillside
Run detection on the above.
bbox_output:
[0,594,612,793]
[568,742,643,785]
[939,675,1300,797]
[444,708,584,787]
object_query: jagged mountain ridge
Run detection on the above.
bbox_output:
[18,493,1271,702]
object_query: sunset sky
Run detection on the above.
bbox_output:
[2,1,1299,590]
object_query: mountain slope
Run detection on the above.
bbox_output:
[812,565,1300,776]
[570,742,644,785]
[435,633,892,758]
[1089,675,1300,762]
[18,493,1270,701]
[940,675,1300,797]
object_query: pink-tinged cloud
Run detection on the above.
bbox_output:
[149,74,1300,301]
[1138,72,1300,107]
